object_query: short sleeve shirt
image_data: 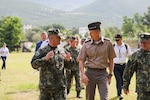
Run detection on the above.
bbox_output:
[114,43,132,64]
[0,47,9,57]
[78,37,116,69]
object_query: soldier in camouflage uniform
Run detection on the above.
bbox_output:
[63,36,72,90]
[123,33,150,100]
[63,36,71,49]
[31,29,74,100]
[66,36,82,98]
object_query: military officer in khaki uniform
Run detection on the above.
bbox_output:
[78,22,116,100]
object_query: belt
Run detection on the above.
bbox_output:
[87,67,106,71]
[115,63,126,66]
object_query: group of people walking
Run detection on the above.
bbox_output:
[31,21,150,100]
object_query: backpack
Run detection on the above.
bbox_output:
[113,43,128,53]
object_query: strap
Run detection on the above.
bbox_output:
[113,43,128,54]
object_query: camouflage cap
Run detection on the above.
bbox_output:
[48,29,63,37]
[81,38,86,42]
[88,22,101,30]
[70,36,76,41]
[139,33,150,42]
[66,36,70,39]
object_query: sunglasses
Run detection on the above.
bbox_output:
[115,39,120,41]
[115,37,121,41]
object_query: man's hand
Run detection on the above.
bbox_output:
[45,50,54,60]
[123,89,129,95]
[81,73,89,86]
[107,74,113,85]
[64,52,71,61]
[107,76,112,85]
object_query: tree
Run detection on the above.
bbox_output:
[52,23,66,31]
[129,13,145,38]
[121,16,135,38]
[104,27,120,40]
[71,27,79,35]
[40,25,53,32]
[142,6,150,32]
[0,16,23,51]
[25,28,43,42]
[121,7,150,39]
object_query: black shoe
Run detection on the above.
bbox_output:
[119,95,123,100]
[76,96,82,98]
[81,87,85,89]
[76,91,82,98]
[67,89,70,95]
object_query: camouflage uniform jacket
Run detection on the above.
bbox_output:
[31,44,74,90]
[123,48,150,92]
[67,46,80,71]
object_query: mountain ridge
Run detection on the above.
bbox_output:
[0,0,149,28]
[29,0,95,11]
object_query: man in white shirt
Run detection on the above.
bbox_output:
[113,34,132,100]
[40,39,49,49]
[35,32,48,52]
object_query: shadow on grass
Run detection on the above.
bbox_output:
[5,90,38,95]
[67,97,78,99]
[109,96,118,100]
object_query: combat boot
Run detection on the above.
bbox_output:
[76,91,82,98]
[67,89,70,95]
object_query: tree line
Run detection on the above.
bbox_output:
[0,7,150,52]
[105,7,150,40]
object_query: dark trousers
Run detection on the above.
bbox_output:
[114,63,126,96]
[1,56,7,69]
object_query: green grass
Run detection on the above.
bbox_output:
[0,52,137,100]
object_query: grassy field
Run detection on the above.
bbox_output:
[0,52,137,100]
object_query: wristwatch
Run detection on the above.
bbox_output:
[108,73,113,77]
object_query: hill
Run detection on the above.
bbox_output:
[74,0,150,27]
[0,0,149,28]
[29,0,95,11]
[0,0,64,26]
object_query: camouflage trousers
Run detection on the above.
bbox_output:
[40,88,66,100]
[66,70,81,92]
[137,92,150,100]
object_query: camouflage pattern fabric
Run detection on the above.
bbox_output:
[123,48,150,99]
[66,47,81,92]
[40,88,66,100]
[31,44,74,100]
[137,92,150,100]
[66,47,80,71]
[66,70,81,92]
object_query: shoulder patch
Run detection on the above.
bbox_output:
[85,39,91,43]
[104,38,110,41]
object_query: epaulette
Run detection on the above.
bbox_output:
[84,39,91,43]
[104,38,110,41]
